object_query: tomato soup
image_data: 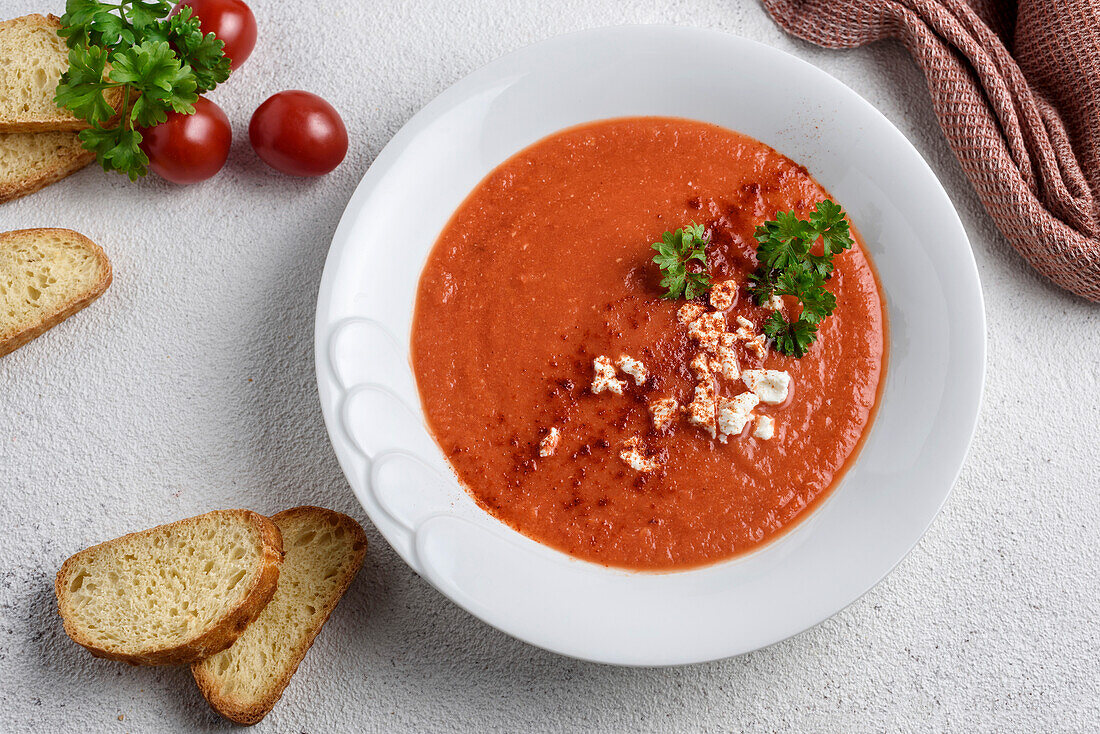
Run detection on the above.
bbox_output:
[411,117,886,570]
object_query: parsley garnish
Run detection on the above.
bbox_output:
[748,200,854,357]
[651,223,711,300]
[54,0,231,179]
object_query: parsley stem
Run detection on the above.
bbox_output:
[121,87,132,131]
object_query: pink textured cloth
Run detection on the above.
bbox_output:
[763,0,1100,301]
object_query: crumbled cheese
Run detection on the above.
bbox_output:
[709,280,738,310]
[710,333,741,381]
[752,415,775,440]
[687,311,725,354]
[677,302,706,324]
[619,436,659,472]
[539,427,560,457]
[733,316,768,360]
[686,379,718,438]
[591,355,626,395]
[616,354,648,385]
[766,294,785,311]
[690,310,727,335]
[648,397,679,431]
[717,392,759,441]
[743,333,768,360]
[742,369,791,404]
[689,352,712,380]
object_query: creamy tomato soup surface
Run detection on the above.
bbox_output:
[411,117,886,571]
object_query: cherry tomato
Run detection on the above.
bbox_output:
[249,91,348,177]
[139,96,232,184]
[172,0,257,70]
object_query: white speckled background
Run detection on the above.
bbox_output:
[1,0,1098,731]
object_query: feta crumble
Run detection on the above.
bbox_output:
[591,355,626,395]
[539,427,560,457]
[619,436,659,472]
[648,397,679,431]
[709,280,738,310]
[677,302,706,324]
[741,369,791,404]
[687,311,726,354]
[766,294,785,311]
[710,333,741,381]
[686,378,718,438]
[743,333,768,360]
[616,355,648,385]
[752,415,775,440]
[689,352,712,380]
[717,392,760,442]
[733,316,768,360]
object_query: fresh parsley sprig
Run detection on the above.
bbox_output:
[143,7,231,91]
[652,223,711,300]
[54,0,231,179]
[748,200,854,357]
[58,0,172,48]
[763,310,818,358]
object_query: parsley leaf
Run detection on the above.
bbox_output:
[651,223,711,300]
[54,45,117,126]
[54,0,230,179]
[763,311,818,359]
[79,123,149,180]
[747,266,777,302]
[808,199,854,257]
[128,0,173,31]
[749,200,855,357]
[773,268,836,324]
[111,40,197,115]
[754,210,813,270]
[58,0,123,48]
[804,251,835,278]
[144,7,229,92]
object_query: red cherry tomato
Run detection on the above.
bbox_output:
[139,96,232,184]
[249,91,348,177]
[172,0,257,70]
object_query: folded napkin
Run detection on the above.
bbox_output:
[763,0,1100,302]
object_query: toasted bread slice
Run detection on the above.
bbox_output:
[56,510,284,666]
[0,228,111,357]
[0,130,94,203]
[0,14,120,131]
[193,508,367,725]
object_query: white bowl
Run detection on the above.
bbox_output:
[315,25,985,666]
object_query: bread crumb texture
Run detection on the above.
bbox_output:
[194,508,367,725]
[0,228,107,343]
[56,511,274,658]
[0,131,93,202]
[0,15,78,127]
[0,131,88,181]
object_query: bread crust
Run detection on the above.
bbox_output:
[0,228,111,357]
[0,141,94,204]
[55,509,285,666]
[0,15,123,133]
[192,507,368,725]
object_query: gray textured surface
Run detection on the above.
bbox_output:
[1,0,1098,731]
